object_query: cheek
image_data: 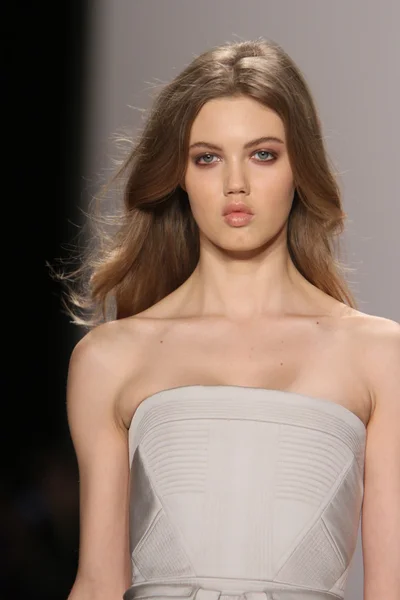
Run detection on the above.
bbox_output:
[188,192,214,226]
[254,172,295,210]
[254,162,293,188]
[185,173,218,215]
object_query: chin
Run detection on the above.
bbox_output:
[215,238,265,257]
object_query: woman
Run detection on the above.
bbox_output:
[62,39,399,600]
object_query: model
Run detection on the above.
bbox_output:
[60,39,400,600]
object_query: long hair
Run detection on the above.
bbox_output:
[53,38,358,328]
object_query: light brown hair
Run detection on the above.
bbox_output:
[53,37,357,328]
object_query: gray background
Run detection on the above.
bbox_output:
[82,1,400,597]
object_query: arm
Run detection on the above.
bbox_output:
[362,318,400,599]
[66,327,132,600]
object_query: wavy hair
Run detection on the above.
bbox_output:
[53,37,357,328]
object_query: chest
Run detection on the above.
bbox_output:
[154,317,341,380]
[122,317,371,428]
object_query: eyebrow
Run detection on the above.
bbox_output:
[188,136,285,151]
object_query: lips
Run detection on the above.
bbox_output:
[222,201,254,216]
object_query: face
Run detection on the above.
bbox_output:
[182,95,295,253]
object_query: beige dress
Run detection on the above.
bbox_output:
[123,385,366,600]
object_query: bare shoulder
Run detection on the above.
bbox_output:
[70,317,150,377]
[347,311,399,417]
[339,305,398,341]
[68,319,147,429]
[71,319,136,365]
[347,310,399,349]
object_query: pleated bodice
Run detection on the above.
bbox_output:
[123,385,366,600]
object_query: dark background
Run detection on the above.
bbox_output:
[3,3,90,598]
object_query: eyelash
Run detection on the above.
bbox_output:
[193,150,277,166]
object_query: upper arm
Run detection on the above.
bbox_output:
[361,318,400,599]
[67,327,131,598]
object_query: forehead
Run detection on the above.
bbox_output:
[189,96,285,142]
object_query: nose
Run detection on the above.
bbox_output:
[223,162,249,196]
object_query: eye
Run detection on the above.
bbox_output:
[253,150,276,161]
[193,149,277,166]
[194,153,218,165]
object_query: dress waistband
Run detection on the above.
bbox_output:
[124,584,269,600]
[123,582,340,600]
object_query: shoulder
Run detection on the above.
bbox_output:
[67,319,150,430]
[339,305,398,342]
[68,313,170,394]
[349,310,399,349]
[350,312,399,417]
[69,317,148,371]
[336,306,398,357]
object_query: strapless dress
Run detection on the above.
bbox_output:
[123,385,366,600]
